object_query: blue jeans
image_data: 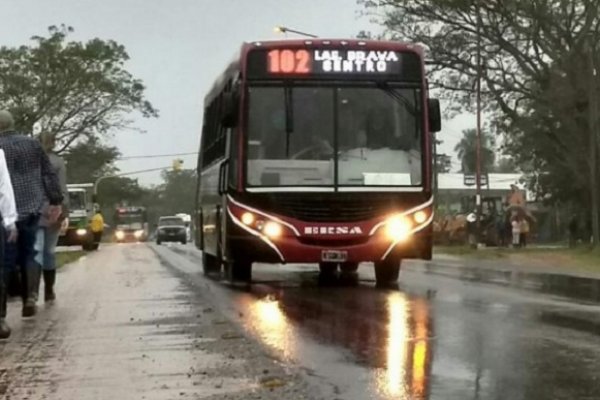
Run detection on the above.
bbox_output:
[16,215,41,274]
[35,225,61,271]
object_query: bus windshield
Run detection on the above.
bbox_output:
[246,84,422,189]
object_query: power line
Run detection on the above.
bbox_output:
[117,152,197,161]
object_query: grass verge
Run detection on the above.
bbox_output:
[435,245,600,271]
[56,251,86,268]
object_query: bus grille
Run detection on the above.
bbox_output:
[270,196,396,223]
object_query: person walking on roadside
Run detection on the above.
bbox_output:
[496,212,507,247]
[0,111,63,319]
[0,148,18,339]
[511,214,521,248]
[34,133,69,303]
[90,208,104,250]
[520,217,530,248]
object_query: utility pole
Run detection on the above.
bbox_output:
[588,35,599,246]
[474,0,483,247]
[433,132,438,205]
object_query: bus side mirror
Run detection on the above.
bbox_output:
[428,98,442,133]
[92,194,98,203]
[221,92,239,128]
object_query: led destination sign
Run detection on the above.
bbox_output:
[246,48,421,80]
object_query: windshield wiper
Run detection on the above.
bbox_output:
[375,82,417,116]
[284,86,294,157]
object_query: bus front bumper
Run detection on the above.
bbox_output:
[227,225,432,264]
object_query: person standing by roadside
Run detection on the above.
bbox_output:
[0,148,18,339]
[0,110,63,319]
[511,214,521,248]
[90,207,104,250]
[520,217,530,248]
[34,133,68,302]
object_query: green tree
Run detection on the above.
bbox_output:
[454,129,495,173]
[158,169,197,216]
[361,0,600,236]
[63,137,120,183]
[494,157,518,173]
[0,25,158,150]
[62,136,147,213]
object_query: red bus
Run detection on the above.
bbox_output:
[195,39,441,286]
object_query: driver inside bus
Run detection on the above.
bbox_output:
[364,108,395,149]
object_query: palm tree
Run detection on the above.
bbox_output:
[454,128,496,174]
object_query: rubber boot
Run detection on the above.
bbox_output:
[22,266,41,318]
[43,270,56,302]
[0,280,10,339]
[7,269,21,298]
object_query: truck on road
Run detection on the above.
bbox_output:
[58,183,97,250]
[113,206,149,243]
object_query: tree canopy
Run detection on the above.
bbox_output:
[361,0,600,207]
[454,128,495,173]
[0,25,158,152]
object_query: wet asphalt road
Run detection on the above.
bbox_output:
[3,243,600,399]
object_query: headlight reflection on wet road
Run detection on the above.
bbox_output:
[378,293,431,399]
[246,294,297,362]
[385,293,410,397]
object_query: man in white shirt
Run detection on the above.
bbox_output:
[0,145,19,340]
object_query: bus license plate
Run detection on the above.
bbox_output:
[322,250,347,262]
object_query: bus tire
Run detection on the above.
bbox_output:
[225,260,252,283]
[340,262,359,273]
[374,258,401,287]
[319,262,338,275]
[202,252,221,276]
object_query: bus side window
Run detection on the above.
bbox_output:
[227,127,238,189]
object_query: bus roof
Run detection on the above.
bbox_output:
[204,39,425,104]
[243,39,425,53]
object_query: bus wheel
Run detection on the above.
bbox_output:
[202,252,221,276]
[319,262,338,275]
[374,258,401,287]
[340,262,359,273]
[225,260,252,283]
[318,262,338,285]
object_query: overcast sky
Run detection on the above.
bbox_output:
[2,0,471,184]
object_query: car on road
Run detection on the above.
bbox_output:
[156,216,187,245]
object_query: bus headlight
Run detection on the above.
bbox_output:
[115,230,125,240]
[134,230,144,238]
[385,216,412,242]
[263,221,283,239]
[414,210,428,224]
[76,229,87,236]
[241,212,255,226]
